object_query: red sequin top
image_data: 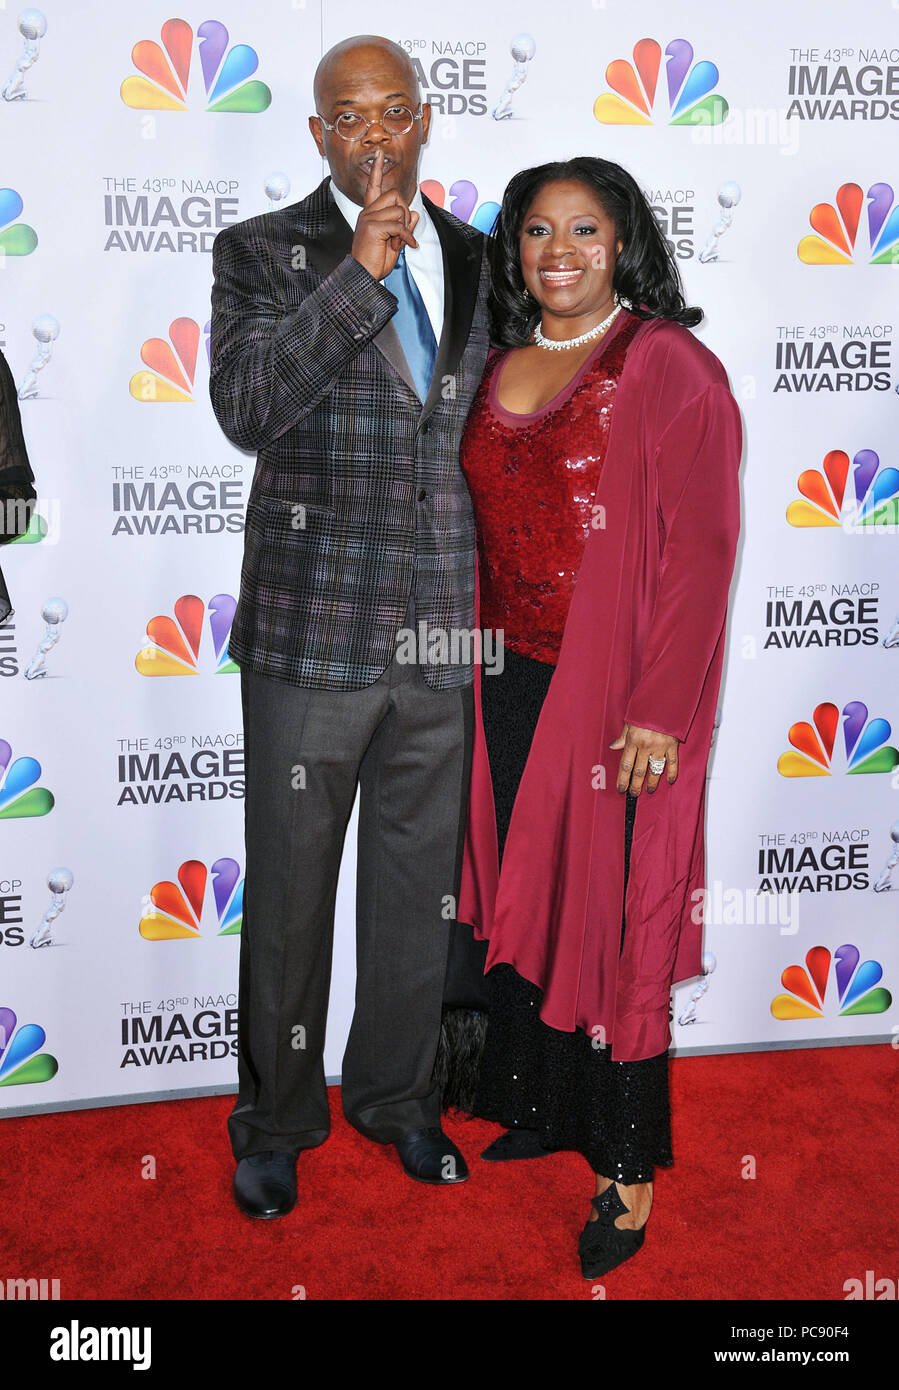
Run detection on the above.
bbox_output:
[460,312,640,664]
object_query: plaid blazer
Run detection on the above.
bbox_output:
[209,177,490,690]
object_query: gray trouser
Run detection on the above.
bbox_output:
[228,633,472,1159]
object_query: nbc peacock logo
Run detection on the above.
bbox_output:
[787,449,899,529]
[0,1008,58,1086]
[129,317,210,403]
[771,944,891,1020]
[0,187,38,255]
[135,594,238,676]
[139,857,243,939]
[593,38,728,126]
[0,740,54,818]
[798,182,899,264]
[777,701,899,778]
[120,17,272,113]
[420,180,500,235]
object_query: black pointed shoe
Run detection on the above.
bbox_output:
[233,1150,298,1219]
[578,1182,646,1278]
[481,1128,559,1161]
[394,1127,469,1184]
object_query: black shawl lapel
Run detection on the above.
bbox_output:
[418,196,481,426]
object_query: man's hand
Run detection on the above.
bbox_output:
[610,723,679,796]
[350,148,419,281]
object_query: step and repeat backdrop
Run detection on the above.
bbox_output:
[1,0,897,1112]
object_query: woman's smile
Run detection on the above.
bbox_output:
[538,265,585,288]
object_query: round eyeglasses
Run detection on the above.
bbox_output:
[315,105,422,141]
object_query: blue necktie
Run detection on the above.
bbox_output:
[384,246,438,401]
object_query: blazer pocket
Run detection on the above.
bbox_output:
[256,493,336,528]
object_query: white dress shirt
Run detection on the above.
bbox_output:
[328,176,445,346]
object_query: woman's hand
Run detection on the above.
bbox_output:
[610,724,679,795]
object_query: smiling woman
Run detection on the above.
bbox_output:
[455,156,742,1281]
[491,180,623,413]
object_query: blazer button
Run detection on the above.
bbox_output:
[417,489,427,502]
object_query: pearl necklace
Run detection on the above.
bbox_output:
[533,301,622,351]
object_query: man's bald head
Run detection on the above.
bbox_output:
[313,35,420,112]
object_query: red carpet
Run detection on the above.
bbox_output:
[2,1045,896,1301]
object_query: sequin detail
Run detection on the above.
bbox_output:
[460,315,640,664]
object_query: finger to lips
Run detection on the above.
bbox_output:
[365,148,384,204]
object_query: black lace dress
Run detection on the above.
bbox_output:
[473,650,673,1182]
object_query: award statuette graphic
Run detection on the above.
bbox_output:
[24,596,68,679]
[872,822,899,892]
[264,172,290,210]
[18,315,60,400]
[30,867,74,948]
[883,613,899,649]
[492,33,536,120]
[698,182,741,264]
[678,951,717,1025]
[2,8,47,102]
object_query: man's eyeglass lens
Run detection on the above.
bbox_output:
[332,107,418,139]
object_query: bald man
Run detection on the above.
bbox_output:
[209,35,490,1217]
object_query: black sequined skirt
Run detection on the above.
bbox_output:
[473,645,673,1182]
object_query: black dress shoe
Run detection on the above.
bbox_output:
[394,1127,469,1184]
[233,1150,298,1219]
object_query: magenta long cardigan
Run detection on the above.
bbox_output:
[458,316,743,1062]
